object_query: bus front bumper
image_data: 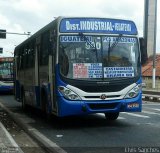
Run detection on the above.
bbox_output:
[57,93,142,117]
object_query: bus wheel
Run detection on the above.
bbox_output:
[105,112,119,121]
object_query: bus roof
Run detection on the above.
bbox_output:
[15,17,138,51]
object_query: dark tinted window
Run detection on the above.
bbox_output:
[40,32,50,65]
[28,41,35,68]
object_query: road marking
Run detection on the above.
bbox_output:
[151,108,160,112]
[142,103,160,106]
[142,110,160,115]
[121,112,150,118]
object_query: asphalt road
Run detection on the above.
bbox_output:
[0,94,160,153]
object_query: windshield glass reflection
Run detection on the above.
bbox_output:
[59,35,140,81]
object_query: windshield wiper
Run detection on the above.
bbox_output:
[109,34,123,51]
[79,32,95,49]
[79,33,99,62]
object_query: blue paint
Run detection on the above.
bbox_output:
[56,93,142,117]
[0,85,13,92]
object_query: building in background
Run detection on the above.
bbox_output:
[142,54,160,89]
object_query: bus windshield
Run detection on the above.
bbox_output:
[0,62,13,80]
[59,35,140,81]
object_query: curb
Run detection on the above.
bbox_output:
[0,102,67,153]
[0,122,24,153]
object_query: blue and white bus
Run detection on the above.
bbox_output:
[0,57,14,93]
[14,17,146,120]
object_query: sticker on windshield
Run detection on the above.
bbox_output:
[103,37,136,43]
[73,63,102,78]
[104,67,134,78]
[60,36,92,42]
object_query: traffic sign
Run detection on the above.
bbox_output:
[0,29,6,39]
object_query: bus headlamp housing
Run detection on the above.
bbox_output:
[58,86,81,101]
[124,84,142,99]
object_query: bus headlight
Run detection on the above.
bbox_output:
[58,86,81,100]
[124,84,141,99]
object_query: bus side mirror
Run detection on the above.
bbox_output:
[139,37,148,65]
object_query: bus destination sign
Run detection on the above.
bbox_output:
[60,18,137,35]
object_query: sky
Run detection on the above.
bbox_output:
[0,0,160,57]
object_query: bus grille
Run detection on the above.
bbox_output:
[84,95,120,99]
[89,103,119,110]
[76,84,126,92]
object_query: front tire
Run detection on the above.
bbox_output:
[105,112,119,121]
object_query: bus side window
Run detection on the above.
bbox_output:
[40,31,50,66]
[15,50,20,73]
[28,41,35,68]
[59,46,69,76]
[24,45,29,69]
[49,29,56,55]
[20,47,24,70]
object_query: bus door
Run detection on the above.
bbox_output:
[49,30,57,114]
[14,55,20,99]
[48,54,55,113]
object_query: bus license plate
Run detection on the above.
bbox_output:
[127,103,139,108]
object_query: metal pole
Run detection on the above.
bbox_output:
[144,0,149,56]
[0,31,31,36]
[152,0,157,89]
